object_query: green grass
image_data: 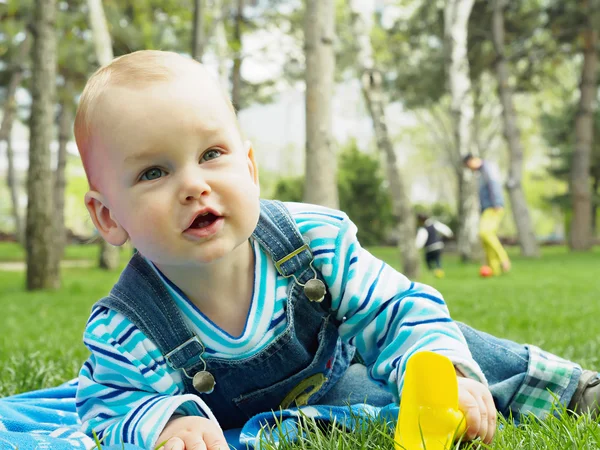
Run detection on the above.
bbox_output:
[0,241,102,262]
[0,241,136,263]
[1,243,599,448]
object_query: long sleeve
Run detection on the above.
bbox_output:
[291,204,486,402]
[77,308,217,448]
[415,227,428,249]
[433,221,454,238]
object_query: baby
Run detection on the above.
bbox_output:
[74,50,598,450]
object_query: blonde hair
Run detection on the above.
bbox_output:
[74,50,236,187]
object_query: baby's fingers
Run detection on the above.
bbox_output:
[163,436,185,450]
[482,388,497,444]
[458,389,483,441]
[202,425,229,450]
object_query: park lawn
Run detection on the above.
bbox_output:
[0,241,134,263]
[0,244,599,448]
[0,241,100,262]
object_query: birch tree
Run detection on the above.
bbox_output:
[444,0,479,261]
[0,33,31,244]
[26,0,59,290]
[86,0,120,269]
[491,0,539,257]
[192,0,205,61]
[348,0,419,278]
[231,0,244,109]
[212,0,229,89]
[303,0,338,208]
[569,0,598,250]
[48,75,75,282]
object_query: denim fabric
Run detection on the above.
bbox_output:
[458,322,580,421]
[314,323,580,423]
[96,200,354,430]
[315,363,394,407]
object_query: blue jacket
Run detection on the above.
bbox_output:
[478,161,504,212]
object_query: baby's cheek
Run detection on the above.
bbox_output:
[129,209,167,241]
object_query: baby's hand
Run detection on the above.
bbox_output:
[457,377,497,444]
[157,415,228,450]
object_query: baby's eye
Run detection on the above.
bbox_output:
[140,168,166,181]
[201,149,222,162]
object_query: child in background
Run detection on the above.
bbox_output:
[415,212,454,278]
[74,50,599,450]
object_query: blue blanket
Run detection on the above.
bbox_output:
[0,380,399,449]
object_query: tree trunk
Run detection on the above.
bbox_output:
[87,0,113,66]
[491,0,539,257]
[348,0,419,278]
[50,96,72,281]
[231,0,244,109]
[192,0,204,62]
[26,0,59,290]
[592,176,599,235]
[0,33,31,244]
[444,0,479,261]
[303,0,338,209]
[87,0,121,269]
[569,0,598,251]
[213,0,229,89]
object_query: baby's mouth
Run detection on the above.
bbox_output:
[189,212,219,230]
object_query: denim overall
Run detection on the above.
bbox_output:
[96,200,357,429]
[96,200,582,429]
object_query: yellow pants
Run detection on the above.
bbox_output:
[479,208,510,275]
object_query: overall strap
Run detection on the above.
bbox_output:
[95,253,204,376]
[252,200,314,277]
[253,200,332,311]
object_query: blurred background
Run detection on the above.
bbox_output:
[0,0,598,289]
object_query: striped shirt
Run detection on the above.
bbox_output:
[77,202,485,448]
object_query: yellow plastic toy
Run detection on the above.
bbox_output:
[395,351,467,450]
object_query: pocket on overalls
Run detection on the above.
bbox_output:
[232,316,339,418]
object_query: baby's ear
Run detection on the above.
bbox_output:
[245,140,259,186]
[85,191,129,246]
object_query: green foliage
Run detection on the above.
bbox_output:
[272,175,304,203]
[378,0,583,109]
[540,100,600,214]
[337,140,394,246]
[271,140,394,246]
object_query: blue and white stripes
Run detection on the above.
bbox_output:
[77,202,485,448]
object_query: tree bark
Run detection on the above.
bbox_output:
[213,0,229,90]
[0,33,31,244]
[303,0,338,209]
[49,96,72,281]
[192,0,204,62]
[231,0,244,109]
[491,0,539,257]
[569,0,598,251]
[87,0,113,66]
[348,0,419,278]
[26,0,59,290]
[87,0,121,269]
[444,0,479,261]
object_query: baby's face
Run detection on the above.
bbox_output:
[88,71,260,268]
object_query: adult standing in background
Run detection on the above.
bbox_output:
[463,154,511,275]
